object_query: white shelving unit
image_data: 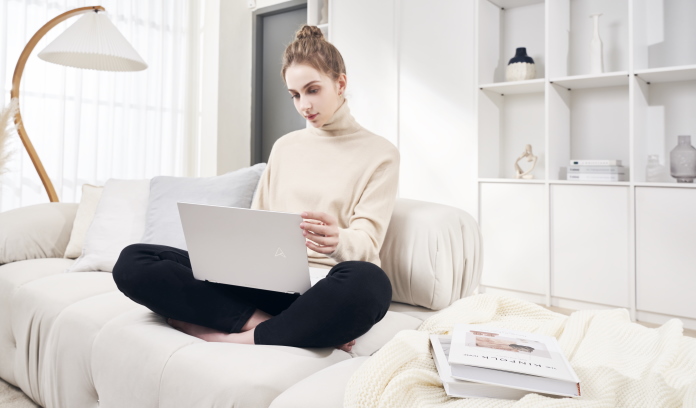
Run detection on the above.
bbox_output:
[307,0,330,40]
[476,0,696,329]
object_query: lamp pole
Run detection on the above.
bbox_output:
[10,6,105,203]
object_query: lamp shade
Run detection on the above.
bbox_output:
[38,11,147,71]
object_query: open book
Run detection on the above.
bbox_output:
[446,324,581,398]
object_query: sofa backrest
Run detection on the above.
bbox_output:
[0,202,78,265]
[380,198,482,311]
[0,198,483,311]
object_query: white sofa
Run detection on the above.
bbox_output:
[0,198,482,408]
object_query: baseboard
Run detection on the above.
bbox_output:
[637,310,696,332]
[478,286,696,333]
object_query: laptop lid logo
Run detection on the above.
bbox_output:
[275,248,286,258]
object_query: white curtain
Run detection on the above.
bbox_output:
[0,0,202,212]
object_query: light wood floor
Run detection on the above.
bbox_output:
[542,305,696,338]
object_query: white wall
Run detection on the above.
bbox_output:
[209,0,478,214]
[199,0,221,177]
[397,0,476,214]
[199,0,271,176]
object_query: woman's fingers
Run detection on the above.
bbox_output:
[301,211,337,226]
[302,219,324,225]
[301,222,332,236]
[304,231,337,247]
[301,211,339,254]
[306,239,336,254]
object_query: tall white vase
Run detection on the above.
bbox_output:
[589,13,604,74]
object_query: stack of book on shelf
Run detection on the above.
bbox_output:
[567,159,628,182]
[430,324,581,400]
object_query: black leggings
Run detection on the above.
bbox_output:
[111,243,392,348]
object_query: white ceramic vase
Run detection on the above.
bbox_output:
[589,13,604,74]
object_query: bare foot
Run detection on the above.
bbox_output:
[337,340,356,352]
[167,317,355,351]
[167,318,254,344]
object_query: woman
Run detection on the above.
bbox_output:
[112,25,400,352]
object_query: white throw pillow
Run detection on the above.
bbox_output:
[141,163,266,250]
[66,179,150,273]
[64,184,104,259]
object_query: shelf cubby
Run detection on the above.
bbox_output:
[633,0,696,71]
[548,0,629,78]
[479,89,546,180]
[478,0,545,85]
[548,82,630,181]
[632,76,696,184]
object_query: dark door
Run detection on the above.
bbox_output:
[253,4,307,165]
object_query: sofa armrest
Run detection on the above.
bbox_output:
[380,198,483,311]
[0,203,78,265]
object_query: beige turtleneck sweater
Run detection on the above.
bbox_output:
[251,100,400,268]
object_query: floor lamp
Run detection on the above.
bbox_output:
[10,6,147,202]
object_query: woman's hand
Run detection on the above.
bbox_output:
[300,211,339,255]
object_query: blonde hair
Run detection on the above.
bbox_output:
[281,25,346,83]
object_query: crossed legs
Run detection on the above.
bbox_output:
[112,244,391,351]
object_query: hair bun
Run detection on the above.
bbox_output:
[295,25,324,40]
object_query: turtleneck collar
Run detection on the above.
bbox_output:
[309,98,362,137]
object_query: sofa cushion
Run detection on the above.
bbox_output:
[351,311,422,357]
[141,163,266,250]
[89,307,350,408]
[64,184,104,259]
[158,343,351,408]
[380,198,483,311]
[0,258,75,387]
[67,179,150,273]
[90,307,202,408]
[41,291,140,408]
[10,272,118,406]
[269,357,369,408]
[0,203,78,265]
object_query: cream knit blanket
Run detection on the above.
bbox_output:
[345,294,696,407]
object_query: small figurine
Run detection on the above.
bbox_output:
[514,144,538,179]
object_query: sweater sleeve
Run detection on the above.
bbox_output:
[250,146,276,211]
[329,149,400,266]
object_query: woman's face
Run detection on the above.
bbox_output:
[285,63,346,128]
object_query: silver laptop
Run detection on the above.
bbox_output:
[177,202,329,295]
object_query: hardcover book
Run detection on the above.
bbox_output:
[447,324,581,398]
[570,159,621,166]
[430,335,532,400]
[567,173,627,181]
[568,165,625,174]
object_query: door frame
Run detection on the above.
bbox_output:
[251,0,307,165]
